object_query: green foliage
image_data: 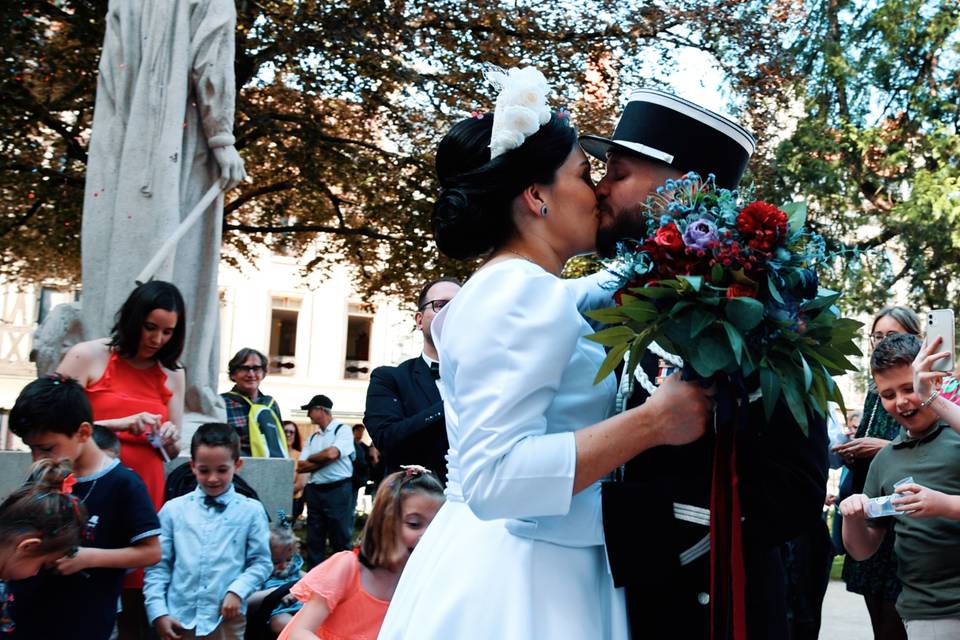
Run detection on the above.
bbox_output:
[587,278,863,434]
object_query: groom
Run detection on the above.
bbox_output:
[580,91,829,638]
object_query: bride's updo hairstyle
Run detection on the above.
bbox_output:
[432,112,577,260]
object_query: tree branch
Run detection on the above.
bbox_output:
[224,222,399,242]
[223,180,293,214]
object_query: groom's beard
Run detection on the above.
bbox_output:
[596,202,647,258]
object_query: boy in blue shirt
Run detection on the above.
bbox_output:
[145,423,271,640]
[8,375,162,640]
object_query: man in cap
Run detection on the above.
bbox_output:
[297,394,355,566]
[579,90,829,638]
[364,277,461,484]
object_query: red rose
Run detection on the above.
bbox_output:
[725,283,757,299]
[736,201,788,252]
[653,222,684,254]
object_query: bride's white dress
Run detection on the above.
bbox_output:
[378,259,628,640]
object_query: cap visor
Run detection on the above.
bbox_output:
[578,135,615,162]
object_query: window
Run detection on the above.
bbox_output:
[344,303,373,379]
[269,296,300,375]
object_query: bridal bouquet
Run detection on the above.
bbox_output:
[587,173,861,433]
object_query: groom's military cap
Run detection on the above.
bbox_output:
[580,89,756,190]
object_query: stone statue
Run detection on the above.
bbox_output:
[74,0,246,417]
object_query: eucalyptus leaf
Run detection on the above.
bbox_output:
[721,321,744,365]
[690,308,715,338]
[689,334,733,377]
[768,274,785,304]
[725,297,765,330]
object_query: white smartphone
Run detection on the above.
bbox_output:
[926,309,955,372]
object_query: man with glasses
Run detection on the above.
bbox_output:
[364,277,461,484]
[222,347,287,457]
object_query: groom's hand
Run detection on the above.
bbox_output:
[648,372,711,446]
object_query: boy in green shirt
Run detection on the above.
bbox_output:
[841,333,960,638]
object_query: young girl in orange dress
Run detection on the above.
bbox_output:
[278,467,444,640]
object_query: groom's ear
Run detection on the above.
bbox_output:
[519,185,545,218]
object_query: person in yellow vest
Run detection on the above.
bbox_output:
[222,348,288,458]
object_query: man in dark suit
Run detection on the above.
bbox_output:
[580,90,829,638]
[363,277,461,484]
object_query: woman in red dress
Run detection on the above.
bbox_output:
[56,280,185,637]
[57,281,185,503]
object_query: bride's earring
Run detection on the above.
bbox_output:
[539,204,548,217]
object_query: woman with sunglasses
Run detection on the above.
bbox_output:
[834,306,921,640]
[222,347,288,457]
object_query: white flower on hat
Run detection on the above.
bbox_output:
[486,66,553,158]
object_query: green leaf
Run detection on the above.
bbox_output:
[767,274,785,304]
[781,201,807,235]
[724,296,765,330]
[689,333,734,377]
[621,303,659,323]
[585,326,635,347]
[585,306,630,325]
[779,372,809,435]
[721,321,744,365]
[631,286,680,300]
[759,366,781,420]
[593,342,629,385]
[799,353,813,391]
[690,308,715,338]
[800,288,841,312]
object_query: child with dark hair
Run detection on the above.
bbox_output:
[840,333,960,637]
[92,424,121,458]
[7,375,161,640]
[145,423,271,640]
[0,459,88,633]
[278,467,444,640]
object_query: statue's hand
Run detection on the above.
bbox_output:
[212,145,247,190]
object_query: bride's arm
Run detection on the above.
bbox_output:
[452,271,709,520]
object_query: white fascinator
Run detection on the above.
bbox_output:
[486,66,553,159]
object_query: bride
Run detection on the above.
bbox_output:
[377,68,713,639]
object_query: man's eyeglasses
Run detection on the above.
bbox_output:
[235,365,265,374]
[870,330,901,345]
[419,299,450,313]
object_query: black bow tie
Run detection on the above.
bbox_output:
[203,495,227,512]
[429,362,440,380]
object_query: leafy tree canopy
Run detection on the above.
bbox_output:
[1,0,797,300]
[755,0,960,313]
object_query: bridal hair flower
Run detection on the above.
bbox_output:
[486,65,552,158]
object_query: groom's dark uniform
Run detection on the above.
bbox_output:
[601,354,828,638]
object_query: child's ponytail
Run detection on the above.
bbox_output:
[0,459,88,555]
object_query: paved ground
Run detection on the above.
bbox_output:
[820,579,873,639]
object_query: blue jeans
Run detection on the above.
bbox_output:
[304,479,353,566]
